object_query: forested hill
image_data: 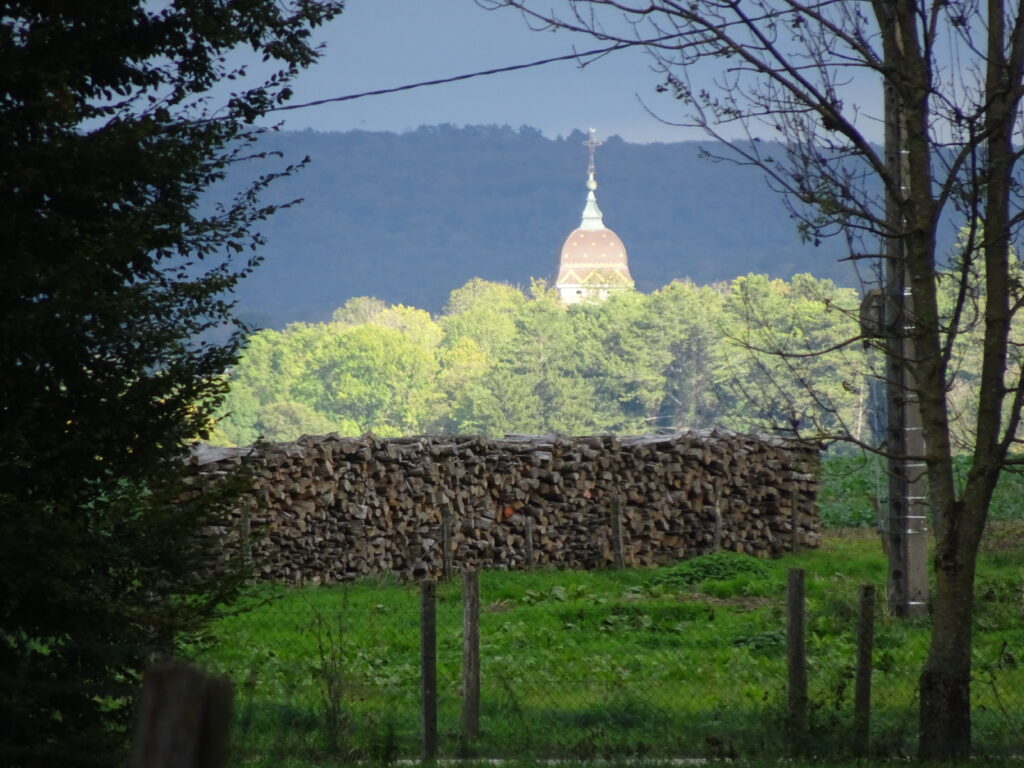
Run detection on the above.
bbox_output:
[230,124,853,328]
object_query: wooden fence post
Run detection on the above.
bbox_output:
[787,567,807,748]
[239,499,253,571]
[420,580,437,761]
[790,487,800,553]
[854,583,876,755]
[129,661,233,768]
[611,498,626,569]
[461,570,481,752]
[524,517,535,570]
[441,506,453,582]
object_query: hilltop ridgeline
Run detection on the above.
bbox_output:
[226,124,854,328]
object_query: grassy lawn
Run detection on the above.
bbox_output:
[192,513,1024,766]
[818,454,1024,527]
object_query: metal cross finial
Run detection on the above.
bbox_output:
[584,127,603,176]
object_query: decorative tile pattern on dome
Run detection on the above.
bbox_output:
[554,129,635,305]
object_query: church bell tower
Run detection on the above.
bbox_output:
[554,128,634,304]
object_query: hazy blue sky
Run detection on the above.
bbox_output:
[263,0,713,143]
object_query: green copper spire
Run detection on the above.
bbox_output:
[580,128,605,230]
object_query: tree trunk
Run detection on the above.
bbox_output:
[920,0,1023,756]
[919,663,971,759]
[918,510,979,758]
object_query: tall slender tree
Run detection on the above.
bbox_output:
[481,0,1024,757]
[0,2,342,765]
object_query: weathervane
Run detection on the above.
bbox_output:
[584,127,603,177]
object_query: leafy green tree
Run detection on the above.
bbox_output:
[219,310,444,441]
[217,324,329,444]
[440,278,528,358]
[937,226,1024,451]
[314,323,440,435]
[454,364,549,435]
[213,375,263,446]
[0,1,342,765]
[332,296,389,325]
[254,400,342,443]
[438,279,529,433]
[459,282,603,435]
[372,304,445,349]
[646,280,728,430]
[568,290,669,432]
[718,274,862,436]
[220,275,869,443]
[436,335,491,432]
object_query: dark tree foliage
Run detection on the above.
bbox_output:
[0,1,342,765]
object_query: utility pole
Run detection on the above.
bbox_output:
[882,31,929,618]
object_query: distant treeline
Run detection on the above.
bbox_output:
[214,275,877,446]
[221,124,871,328]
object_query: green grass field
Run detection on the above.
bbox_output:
[818,453,1024,527]
[192,508,1024,767]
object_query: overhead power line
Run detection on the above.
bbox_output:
[266,38,669,115]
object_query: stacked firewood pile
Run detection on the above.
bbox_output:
[188,430,821,584]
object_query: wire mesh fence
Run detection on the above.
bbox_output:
[190,547,1024,766]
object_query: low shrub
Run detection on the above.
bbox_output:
[650,551,771,588]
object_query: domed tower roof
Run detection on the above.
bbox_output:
[555,129,634,304]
